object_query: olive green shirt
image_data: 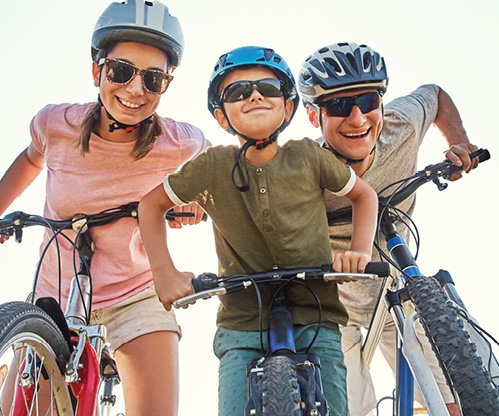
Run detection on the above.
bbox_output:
[165,138,354,330]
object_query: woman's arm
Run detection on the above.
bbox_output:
[0,144,45,216]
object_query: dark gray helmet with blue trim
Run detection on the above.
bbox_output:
[299,42,388,104]
[207,46,299,132]
[91,0,184,68]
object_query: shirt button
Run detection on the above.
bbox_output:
[262,210,269,217]
[260,188,266,194]
[256,167,263,173]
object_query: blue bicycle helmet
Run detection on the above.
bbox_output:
[91,0,184,68]
[207,46,299,192]
[299,42,388,104]
[207,46,299,133]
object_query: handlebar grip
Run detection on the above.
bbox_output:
[191,272,219,292]
[446,148,490,177]
[470,148,490,163]
[165,209,208,222]
[365,262,390,277]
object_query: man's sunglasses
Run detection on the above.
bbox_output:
[99,58,173,95]
[220,78,284,103]
[319,91,382,117]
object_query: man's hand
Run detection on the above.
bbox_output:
[443,143,479,181]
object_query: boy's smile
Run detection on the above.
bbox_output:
[214,68,294,141]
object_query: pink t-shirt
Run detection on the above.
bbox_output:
[30,103,208,310]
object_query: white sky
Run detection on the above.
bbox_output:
[1,0,498,414]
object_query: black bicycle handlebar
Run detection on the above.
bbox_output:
[327,149,490,226]
[386,148,490,207]
[0,202,205,240]
[173,262,390,308]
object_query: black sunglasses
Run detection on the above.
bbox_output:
[319,91,382,117]
[99,58,173,95]
[220,78,284,103]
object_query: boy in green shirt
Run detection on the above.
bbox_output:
[139,46,378,415]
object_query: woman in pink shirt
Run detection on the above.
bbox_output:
[0,1,208,415]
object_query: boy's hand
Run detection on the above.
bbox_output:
[154,269,195,311]
[332,250,371,283]
[167,203,205,229]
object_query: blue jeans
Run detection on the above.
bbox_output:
[213,323,349,416]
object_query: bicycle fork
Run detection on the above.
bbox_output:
[383,222,450,416]
[246,291,329,416]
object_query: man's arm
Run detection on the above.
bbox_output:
[433,88,479,180]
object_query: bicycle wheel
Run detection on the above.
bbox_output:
[0,301,75,416]
[406,275,499,415]
[261,356,301,416]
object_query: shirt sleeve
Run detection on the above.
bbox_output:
[333,166,356,196]
[164,148,213,206]
[313,140,356,195]
[30,104,56,155]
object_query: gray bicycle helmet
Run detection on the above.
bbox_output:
[299,42,388,104]
[91,0,184,68]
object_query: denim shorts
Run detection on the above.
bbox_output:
[213,323,349,416]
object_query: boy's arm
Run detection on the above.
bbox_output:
[332,176,378,273]
[138,184,195,311]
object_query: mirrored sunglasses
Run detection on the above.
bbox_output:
[99,58,173,95]
[220,78,284,103]
[319,91,382,117]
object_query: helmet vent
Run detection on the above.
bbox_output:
[324,57,341,74]
[263,48,275,61]
[362,52,372,71]
[145,1,153,6]
[346,53,358,72]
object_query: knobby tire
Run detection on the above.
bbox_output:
[0,301,74,416]
[406,275,499,415]
[261,356,301,416]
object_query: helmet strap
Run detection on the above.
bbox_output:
[219,107,280,192]
[322,142,375,166]
[231,133,277,192]
[97,95,153,133]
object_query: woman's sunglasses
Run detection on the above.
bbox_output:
[319,91,382,117]
[99,58,173,95]
[220,78,284,103]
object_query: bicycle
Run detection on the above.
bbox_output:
[174,261,390,416]
[326,148,499,415]
[0,202,191,416]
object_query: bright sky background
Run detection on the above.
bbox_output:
[1,0,498,414]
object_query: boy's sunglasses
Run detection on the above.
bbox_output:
[99,58,173,95]
[319,91,382,117]
[220,78,284,103]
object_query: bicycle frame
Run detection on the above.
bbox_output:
[357,149,499,415]
[0,203,193,415]
[174,265,389,416]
